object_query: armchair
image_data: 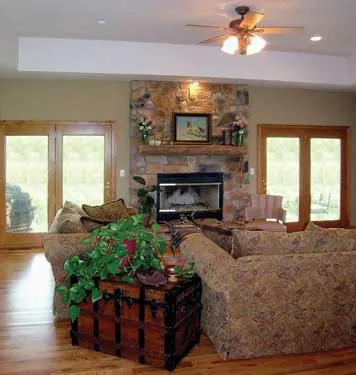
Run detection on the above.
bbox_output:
[243,194,287,232]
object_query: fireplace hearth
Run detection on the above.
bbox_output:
[156,173,224,222]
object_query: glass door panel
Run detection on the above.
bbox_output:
[310,138,341,221]
[266,137,300,223]
[6,136,48,233]
[259,125,349,231]
[63,135,105,206]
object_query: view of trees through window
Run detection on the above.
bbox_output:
[266,137,341,223]
[6,136,48,233]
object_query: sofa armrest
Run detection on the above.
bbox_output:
[43,233,95,287]
[179,232,236,359]
[179,232,234,293]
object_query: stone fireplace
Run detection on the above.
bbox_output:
[156,172,223,222]
[130,81,250,220]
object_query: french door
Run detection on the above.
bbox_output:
[0,121,115,248]
[258,125,349,232]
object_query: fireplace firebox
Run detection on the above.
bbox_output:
[156,173,224,223]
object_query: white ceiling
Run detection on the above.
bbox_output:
[0,0,355,78]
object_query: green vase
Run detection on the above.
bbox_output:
[234,134,244,146]
[141,134,149,145]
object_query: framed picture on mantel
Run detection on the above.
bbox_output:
[173,113,212,145]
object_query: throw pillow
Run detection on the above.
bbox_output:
[57,205,87,234]
[63,200,87,216]
[305,221,323,231]
[82,198,130,221]
[80,215,112,232]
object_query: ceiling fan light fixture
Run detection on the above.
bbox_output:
[246,34,267,55]
[221,36,238,55]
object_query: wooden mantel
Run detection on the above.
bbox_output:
[138,144,247,156]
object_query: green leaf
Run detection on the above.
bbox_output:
[137,188,149,198]
[121,275,135,284]
[151,257,162,270]
[107,259,122,274]
[155,237,166,255]
[55,284,69,304]
[81,237,92,245]
[133,176,146,185]
[151,223,160,233]
[91,288,103,303]
[63,258,72,273]
[69,305,80,322]
[174,265,184,274]
[84,280,95,291]
[100,268,109,280]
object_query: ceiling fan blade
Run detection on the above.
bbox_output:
[185,24,228,30]
[254,27,304,34]
[240,11,264,29]
[198,33,227,44]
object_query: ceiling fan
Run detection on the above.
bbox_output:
[186,5,304,55]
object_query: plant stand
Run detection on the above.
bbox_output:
[70,276,202,371]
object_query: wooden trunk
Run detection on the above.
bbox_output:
[70,276,202,371]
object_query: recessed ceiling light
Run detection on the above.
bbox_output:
[97,19,108,25]
[310,35,322,42]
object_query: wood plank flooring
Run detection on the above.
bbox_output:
[2,250,356,374]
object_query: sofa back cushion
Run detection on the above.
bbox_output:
[231,230,316,258]
[305,221,356,251]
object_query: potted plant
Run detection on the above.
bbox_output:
[132,175,159,226]
[55,214,166,322]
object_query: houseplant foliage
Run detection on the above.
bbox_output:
[55,214,166,322]
[132,175,159,222]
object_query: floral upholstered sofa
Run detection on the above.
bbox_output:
[43,200,136,320]
[179,223,356,360]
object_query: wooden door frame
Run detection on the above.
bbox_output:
[258,124,350,231]
[54,122,116,219]
[0,120,116,249]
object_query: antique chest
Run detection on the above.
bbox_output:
[70,276,202,371]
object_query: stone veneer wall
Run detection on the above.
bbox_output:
[130,81,250,220]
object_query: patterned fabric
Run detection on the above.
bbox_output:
[80,215,112,232]
[82,198,130,221]
[43,201,137,319]
[230,229,356,259]
[305,221,356,251]
[231,230,318,258]
[63,201,87,216]
[201,226,233,254]
[57,202,87,233]
[43,233,95,320]
[179,232,356,360]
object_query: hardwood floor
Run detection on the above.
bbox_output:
[2,250,356,375]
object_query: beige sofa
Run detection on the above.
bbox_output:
[44,200,137,320]
[179,225,356,360]
[43,213,95,320]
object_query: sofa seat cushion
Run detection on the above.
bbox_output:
[231,230,329,259]
[82,198,130,221]
[57,201,87,234]
[305,222,356,251]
